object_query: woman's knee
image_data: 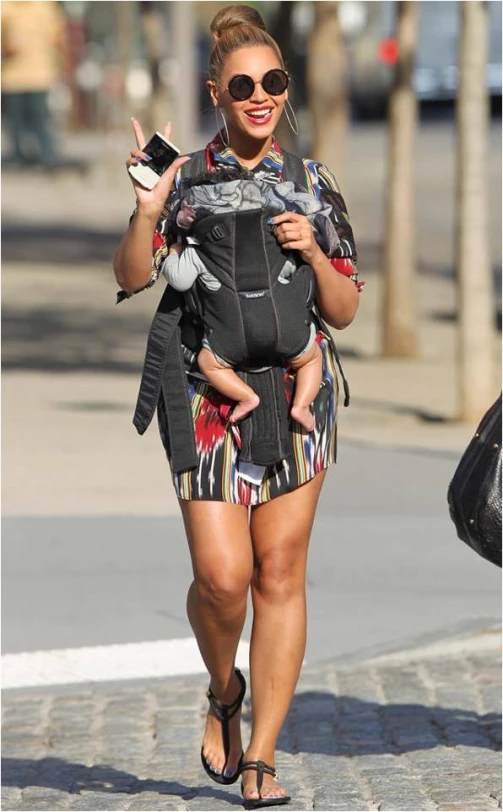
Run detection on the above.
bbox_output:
[253,547,306,604]
[194,567,251,608]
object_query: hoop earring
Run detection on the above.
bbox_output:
[215,107,230,147]
[283,98,299,136]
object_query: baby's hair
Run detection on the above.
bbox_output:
[208,4,284,84]
[181,165,254,190]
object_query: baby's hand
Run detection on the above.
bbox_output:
[168,240,182,256]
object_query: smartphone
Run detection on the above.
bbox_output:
[128,131,180,190]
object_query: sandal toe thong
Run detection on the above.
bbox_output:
[241,760,291,810]
[201,667,246,786]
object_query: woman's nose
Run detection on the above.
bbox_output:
[249,83,269,104]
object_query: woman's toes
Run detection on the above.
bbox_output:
[209,759,222,775]
[243,788,260,801]
[204,750,220,774]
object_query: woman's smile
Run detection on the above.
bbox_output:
[243,106,274,126]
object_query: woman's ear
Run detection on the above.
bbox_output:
[207,79,219,108]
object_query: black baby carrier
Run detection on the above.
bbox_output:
[133,150,350,472]
[178,178,316,369]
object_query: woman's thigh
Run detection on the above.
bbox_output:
[249,471,327,589]
[179,499,254,592]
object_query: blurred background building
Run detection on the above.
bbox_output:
[3,1,500,150]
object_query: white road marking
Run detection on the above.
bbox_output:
[2,638,250,690]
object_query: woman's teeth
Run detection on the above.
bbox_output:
[245,109,273,124]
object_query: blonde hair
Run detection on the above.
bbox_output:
[209,4,284,84]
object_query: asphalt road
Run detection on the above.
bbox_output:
[3,441,500,664]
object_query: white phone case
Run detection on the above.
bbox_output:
[128,163,160,190]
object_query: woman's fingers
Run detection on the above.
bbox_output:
[271,213,312,241]
[270,211,304,226]
[131,117,146,149]
[153,154,191,197]
[276,226,305,239]
[163,122,173,142]
[126,149,149,168]
[275,226,311,246]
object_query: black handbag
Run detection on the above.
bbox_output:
[447,394,502,567]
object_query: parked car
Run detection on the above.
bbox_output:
[343,0,502,118]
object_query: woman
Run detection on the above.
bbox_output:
[113,5,359,808]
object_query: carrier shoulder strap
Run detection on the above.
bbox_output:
[281,151,310,188]
[180,149,208,181]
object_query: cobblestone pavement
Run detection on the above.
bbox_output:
[2,631,501,812]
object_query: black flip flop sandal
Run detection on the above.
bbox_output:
[201,667,246,785]
[241,760,291,810]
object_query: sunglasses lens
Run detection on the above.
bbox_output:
[228,74,255,101]
[262,69,289,96]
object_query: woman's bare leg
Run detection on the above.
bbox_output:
[289,342,322,432]
[180,500,253,777]
[198,347,260,422]
[242,471,327,802]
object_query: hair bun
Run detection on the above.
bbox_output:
[210,4,266,42]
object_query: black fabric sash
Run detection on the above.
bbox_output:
[133,284,198,472]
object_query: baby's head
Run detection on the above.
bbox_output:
[181,164,254,191]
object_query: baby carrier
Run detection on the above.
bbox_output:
[172,170,330,369]
[133,150,350,472]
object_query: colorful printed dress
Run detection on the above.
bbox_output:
[120,134,360,506]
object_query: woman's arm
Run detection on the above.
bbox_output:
[270,212,359,329]
[113,209,160,294]
[308,245,359,329]
[113,118,189,295]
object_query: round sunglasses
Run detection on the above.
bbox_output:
[226,69,289,101]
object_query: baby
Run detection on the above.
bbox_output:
[163,169,339,432]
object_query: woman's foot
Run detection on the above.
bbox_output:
[202,670,244,780]
[290,404,315,432]
[241,756,290,807]
[230,393,260,423]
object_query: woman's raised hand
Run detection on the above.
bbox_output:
[126,118,190,221]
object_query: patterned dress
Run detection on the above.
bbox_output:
[120,134,359,506]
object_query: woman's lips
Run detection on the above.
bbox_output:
[244,109,273,126]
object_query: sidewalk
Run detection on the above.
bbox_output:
[2,626,501,811]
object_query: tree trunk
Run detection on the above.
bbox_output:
[270,1,296,153]
[307,2,348,184]
[456,1,495,422]
[170,1,197,151]
[382,1,419,358]
[139,1,172,135]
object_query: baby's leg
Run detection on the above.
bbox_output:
[198,347,260,423]
[288,341,322,432]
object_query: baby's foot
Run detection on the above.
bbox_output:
[229,393,260,423]
[290,404,315,432]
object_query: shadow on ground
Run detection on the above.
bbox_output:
[1,223,124,266]
[2,305,150,374]
[1,759,243,805]
[349,397,450,424]
[275,692,501,755]
[2,695,500,800]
